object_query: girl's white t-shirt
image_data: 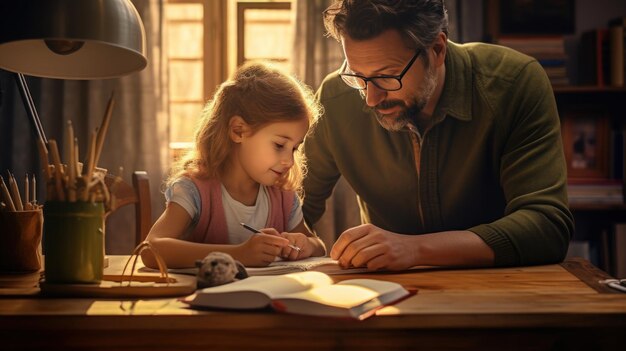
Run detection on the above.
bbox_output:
[165,178,302,244]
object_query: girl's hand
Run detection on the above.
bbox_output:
[259,228,311,261]
[279,232,315,261]
[235,233,289,267]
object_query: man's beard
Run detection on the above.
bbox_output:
[362,65,438,132]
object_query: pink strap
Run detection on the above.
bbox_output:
[190,177,296,243]
[189,177,229,244]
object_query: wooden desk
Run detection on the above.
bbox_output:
[1,257,625,351]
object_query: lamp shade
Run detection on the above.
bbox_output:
[0,0,147,79]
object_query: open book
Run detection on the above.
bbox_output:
[181,271,412,320]
[157,256,370,276]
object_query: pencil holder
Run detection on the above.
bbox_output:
[43,201,105,284]
[0,209,43,273]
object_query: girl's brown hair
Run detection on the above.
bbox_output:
[168,62,321,193]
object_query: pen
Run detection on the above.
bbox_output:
[240,222,302,252]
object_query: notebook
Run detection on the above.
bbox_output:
[157,256,370,276]
[180,271,413,320]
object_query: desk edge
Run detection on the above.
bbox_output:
[561,258,617,293]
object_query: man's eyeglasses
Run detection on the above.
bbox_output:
[339,49,422,91]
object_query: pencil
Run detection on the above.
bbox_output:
[32,174,36,205]
[37,139,52,180]
[48,139,66,201]
[239,222,302,252]
[67,121,77,202]
[74,138,80,178]
[8,173,23,211]
[0,175,16,212]
[82,129,98,201]
[24,174,29,210]
[93,92,115,169]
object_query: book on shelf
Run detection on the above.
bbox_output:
[579,29,610,86]
[600,229,611,272]
[497,36,569,85]
[612,224,626,279]
[180,271,413,320]
[567,180,624,205]
[609,23,624,87]
[497,36,566,54]
[611,128,624,181]
[608,16,626,88]
[608,16,626,28]
[145,256,370,277]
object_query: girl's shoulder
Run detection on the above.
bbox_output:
[181,174,221,185]
[167,176,197,194]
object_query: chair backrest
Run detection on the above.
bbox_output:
[105,171,152,246]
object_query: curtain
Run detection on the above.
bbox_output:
[0,0,168,254]
[291,0,361,250]
[292,0,344,89]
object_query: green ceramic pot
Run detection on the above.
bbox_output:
[43,201,104,284]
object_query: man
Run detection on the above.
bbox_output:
[302,0,573,270]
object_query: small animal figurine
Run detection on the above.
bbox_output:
[195,252,248,289]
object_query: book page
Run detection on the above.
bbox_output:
[337,279,409,304]
[277,279,407,307]
[276,284,381,308]
[199,271,332,297]
[271,279,409,319]
[184,271,333,309]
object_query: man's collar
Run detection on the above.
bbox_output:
[435,40,473,122]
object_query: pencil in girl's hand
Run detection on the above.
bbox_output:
[240,222,261,234]
[239,222,302,252]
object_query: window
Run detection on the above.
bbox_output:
[237,2,292,72]
[164,0,207,160]
[164,0,294,161]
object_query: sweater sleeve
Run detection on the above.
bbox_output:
[302,74,345,228]
[469,60,574,266]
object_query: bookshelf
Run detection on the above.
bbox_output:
[483,0,626,275]
[554,61,626,277]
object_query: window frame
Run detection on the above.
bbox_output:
[236,1,292,67]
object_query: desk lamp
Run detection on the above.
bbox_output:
[0,0,147,144]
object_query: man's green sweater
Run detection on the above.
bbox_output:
[303,41,574,267]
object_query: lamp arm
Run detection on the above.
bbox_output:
[14,73,47,145]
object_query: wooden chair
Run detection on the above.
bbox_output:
[105,171,152,246]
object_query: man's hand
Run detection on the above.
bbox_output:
[330,224,417,270]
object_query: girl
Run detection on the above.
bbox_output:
[143,62,326,268]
